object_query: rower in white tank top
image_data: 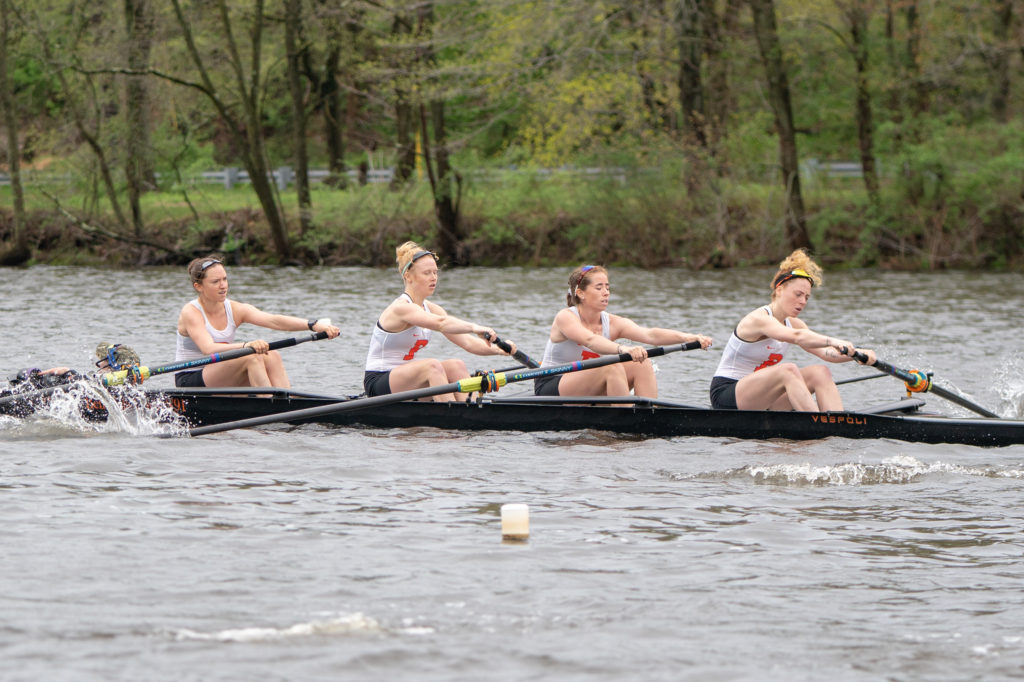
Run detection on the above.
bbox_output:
[365,293,434,371]
[714,305,792,380]
[541,307,611,365]
[175,299,238,362]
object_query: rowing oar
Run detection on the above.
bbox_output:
[187,340,703,437]
[835,372,888,386]
[486,334,540,369]
[101,331,330,386]
[0,331,330,407]
[844,349,999,418]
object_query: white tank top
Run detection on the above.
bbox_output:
[713,305,791,380]
[365,294,434,371]
[541,308,610,366]
[175,299,238,362]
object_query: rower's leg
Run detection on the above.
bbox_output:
[801,364,842,411]
[388,359,456,402]
[558,365,630,397]
[263,351,290,388]
[202,355,271,388]
[736,363,817,411]
[624,359,657,398]
[441,359,471,401]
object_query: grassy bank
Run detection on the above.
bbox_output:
[2,143,1022,271]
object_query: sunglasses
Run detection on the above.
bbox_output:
[200,259,222,271]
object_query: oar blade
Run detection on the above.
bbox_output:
[846,350,999,419]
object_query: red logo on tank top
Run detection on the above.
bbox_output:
[404,339,429,360]
[754,353,784,371]
[581,350,599,360]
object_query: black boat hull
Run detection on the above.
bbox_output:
[156,389,1024,447]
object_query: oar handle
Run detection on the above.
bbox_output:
[265,331,329,351]
[647,341,702,358]
[486,333,541,369]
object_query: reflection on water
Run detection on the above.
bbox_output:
[1,266,1023,681]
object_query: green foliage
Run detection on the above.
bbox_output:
[9,54,61,117]
[2,0,1022,269]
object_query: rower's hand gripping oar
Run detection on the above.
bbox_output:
[842,348,999,418]
[102,331,330,387]
[186,341,703,437]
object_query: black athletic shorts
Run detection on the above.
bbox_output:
[709,376,739,410]
[363,370,392,397]
[533,374,562,396]
[175,370,206,388]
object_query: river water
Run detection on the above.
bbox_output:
[1,265,1023,681]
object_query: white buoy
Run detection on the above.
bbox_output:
[501,503,529,541]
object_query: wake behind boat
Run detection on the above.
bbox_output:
[74,386,1024,447]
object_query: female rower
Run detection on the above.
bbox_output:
[534,265,712,398]
[174,256,340,388]
[364,241,515,402]
[709,249,876,412]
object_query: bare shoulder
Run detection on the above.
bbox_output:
[179,301,200,321]
[606,312,637,332]
[380,296,422,329]
[788,316,809,330]
[739,307,771,326]
[736,306,774,338]
[229,300,258,322]
[552,307,581,330]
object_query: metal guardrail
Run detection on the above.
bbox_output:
[801,159,867,179]
[0,165,633,189]
[0,161,867,188]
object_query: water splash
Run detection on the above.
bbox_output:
[0,381,187,437]
[169,612,380,642]
[670,455,1024,486]
[994,352,1024,419]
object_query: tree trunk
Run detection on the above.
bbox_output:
[883,0,902,130]
[394,96,415,185]
[170,0,290,258]
[391,11,416,186]
[905,0,928,116]
[421,101,462,263]
[322,43,347,180]
[748,0,810,250]
[415,2,462,263]
[123,0,155,238]
[0,0,28,265]
[227,0,290,258]
[847,2,879,204]
[285,0,312,236]
[704,0,742,146]
[991,0,1013,123]
[677,0,707,146]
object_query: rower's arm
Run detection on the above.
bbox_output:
[179,304,244,354]
[556,309,622,355]
[236,303,340,338]
[611,315,712,349]
[773,318,858,363]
